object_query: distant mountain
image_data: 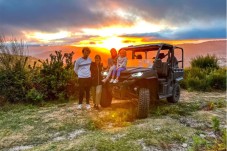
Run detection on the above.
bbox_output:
[28,40,226,67]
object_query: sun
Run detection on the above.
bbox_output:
[97,36,128,50]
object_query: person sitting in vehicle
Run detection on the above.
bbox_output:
[158,53,166,60]
[110,49,127,83]
[136,54,142,59]
[102,48,118,83]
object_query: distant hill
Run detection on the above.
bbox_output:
[177,40,226,67]
[28,40,226,67]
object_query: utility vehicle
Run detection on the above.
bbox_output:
[101,43,184,118]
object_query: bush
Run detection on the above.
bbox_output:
[0,36,78,104]
[0,36,31,103]
[25,88,44,104]
[208,68,226,90]
[32,50,77,101]
[181,55,226,91]
[191,55,219,69]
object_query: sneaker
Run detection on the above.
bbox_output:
[94,105,99,110]
[109,79,114,83]
[77,104,82,110]
[102,78,107,83]
[113,79,119,83]
[86,104,91,110]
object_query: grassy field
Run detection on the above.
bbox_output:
[0,90,226,151]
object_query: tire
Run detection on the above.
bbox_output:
[137,88,150,118]
[167,83,180,103]
[100,83,112,107]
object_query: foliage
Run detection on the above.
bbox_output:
[190,135,208,151]
[190,54,219,69]
[181,55,226,91]
[25,88,44,104]
[0,36,77,104]
[31,50,77,102]
[0,36,30,102]
[212,116,220,132]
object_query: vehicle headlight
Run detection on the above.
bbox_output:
[102,71,108,76]
[131,72,143,77]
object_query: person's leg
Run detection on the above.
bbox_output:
[111,66,117,78]
[91,86,96,105]
[106,65,115,79]
[113,67,126,83]
[85,78,91,105]
[116,67,126,78]
[109,66,117,83]
[102,65,116,83]
[78,78,84,104]
[95,85,102,106]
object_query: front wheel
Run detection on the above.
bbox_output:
[167,83,180,103]
[137,88,150,118]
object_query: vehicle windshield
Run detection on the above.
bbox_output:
[126,49,158,68]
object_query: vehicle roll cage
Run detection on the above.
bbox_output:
[119,43,184,68]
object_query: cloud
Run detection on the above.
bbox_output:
[0,0,225,41]
[0,0,134,32]
[105,0,226,26]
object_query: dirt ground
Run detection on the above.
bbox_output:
[0,90,226,151]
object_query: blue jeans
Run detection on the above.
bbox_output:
[112,67,126,77]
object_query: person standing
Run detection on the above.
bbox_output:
[90,55,103,110]
[74,47,92,110]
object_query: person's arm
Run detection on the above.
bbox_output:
[120,57,127,68]
[116,57,120,69]
[74,59,79,75]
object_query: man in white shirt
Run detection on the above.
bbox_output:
[74,47,92,110]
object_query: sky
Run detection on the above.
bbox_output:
[0,0,226,49]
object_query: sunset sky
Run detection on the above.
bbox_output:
[0,0,226,49]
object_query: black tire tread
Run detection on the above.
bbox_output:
[137,88,150,118]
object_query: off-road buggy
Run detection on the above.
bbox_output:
[100,43,184,118]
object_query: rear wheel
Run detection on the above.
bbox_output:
[167,83,180,103]
[137,88,150,118]
[100,83,112,107]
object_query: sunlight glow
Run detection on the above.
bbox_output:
[26,31,70,42]
[97,36,128,50]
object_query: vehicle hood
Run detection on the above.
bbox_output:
[121,67,153,74]
[118,67,157,80]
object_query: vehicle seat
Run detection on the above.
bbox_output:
[154,59,168,77]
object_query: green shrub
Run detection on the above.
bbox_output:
[0,36,78,104]
[212,116,220,132]
[25,88,44,104]
[0,37,31,102]
[190,135,208,151]
[181,55,226,91]
[191,55,219,69]
[0,69,29,102]
[33,50,77,101]
[208,68,226,90]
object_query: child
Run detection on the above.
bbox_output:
[110,49,127,83]
[102,48,118,83]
